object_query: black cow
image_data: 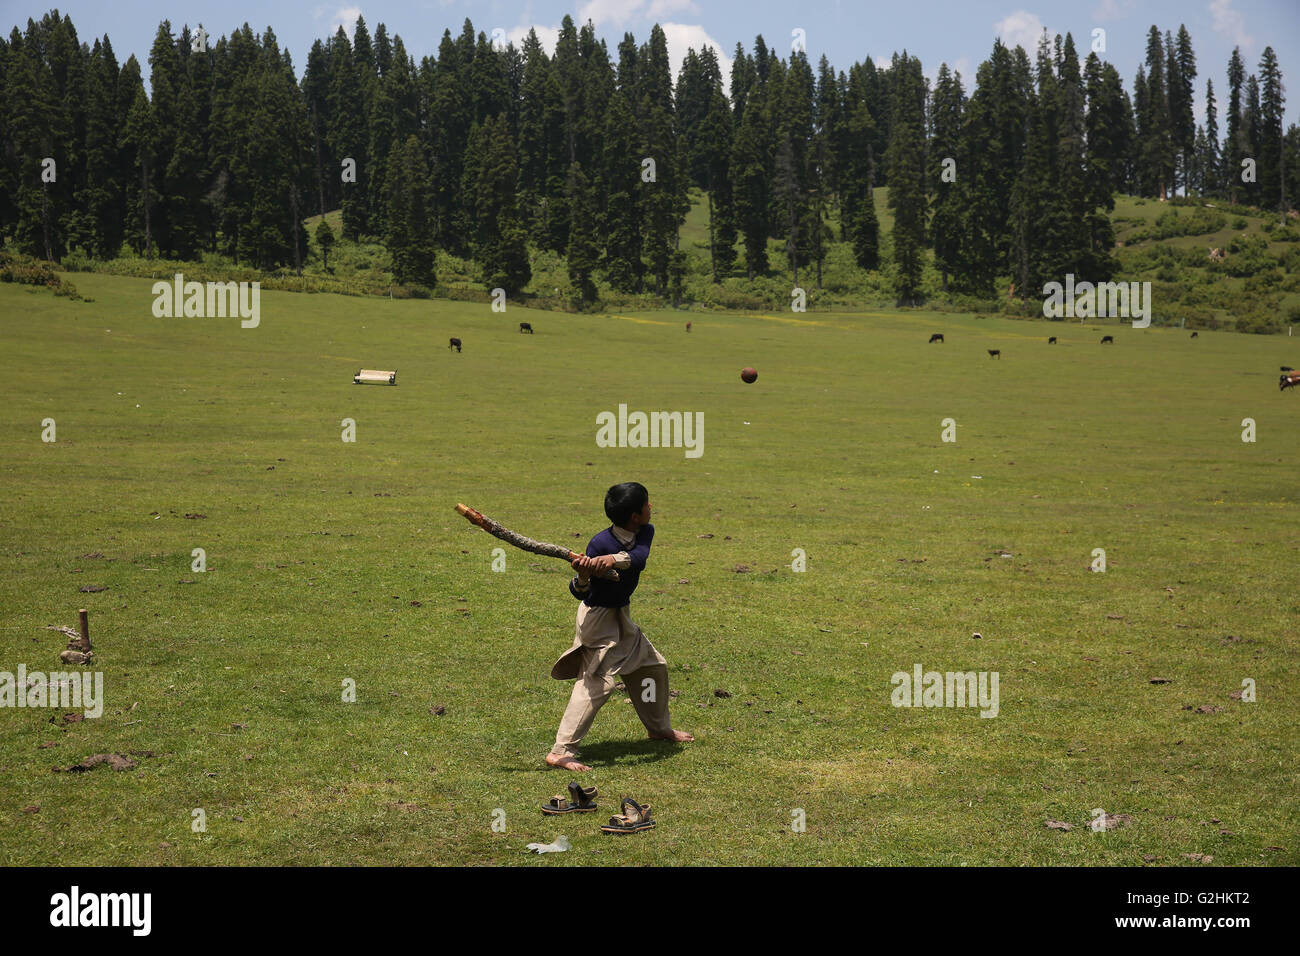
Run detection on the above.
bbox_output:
[1190,332,1198,338]
[1100,335,1114,344]
[1282,366,1294,372]
[449,337,462,352]
[519,322,533,334]
[988,349,1001,359]
[1048,336,1057,344]
[929,333,944,344]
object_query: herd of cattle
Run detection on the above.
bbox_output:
[929,329,1294,389]
[927,331,1192,349]
[442,322,1297,390]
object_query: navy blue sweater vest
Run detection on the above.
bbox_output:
[569,524,654,607]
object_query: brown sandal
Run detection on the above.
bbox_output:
[601,797,655,833]
[541,781,599,815]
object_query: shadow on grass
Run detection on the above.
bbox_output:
[577,738,685,768]
[498,737,684,774]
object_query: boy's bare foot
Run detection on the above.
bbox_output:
[546,752,592,772]
[650,729,694,743]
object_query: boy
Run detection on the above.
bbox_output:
[546,482,694,772]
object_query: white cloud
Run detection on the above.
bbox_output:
[576,0,698,29]
[1209,0,1253,51]
[508,15,728,90]
[649,0,699,18]
[1092,0,1130,22]
[507,23,561,54]
[993,10,1048,54]
[317,6,362,39]
[925,56,973,90]
[577,0,640,28]
[660,22,732,89]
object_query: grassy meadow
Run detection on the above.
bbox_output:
[1,271,1297,865]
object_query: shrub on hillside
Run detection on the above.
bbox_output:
[0,249,82,298]
[1234,310,1282,334]
[1243,269,1283,293]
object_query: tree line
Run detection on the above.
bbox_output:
[1,10,1295,304]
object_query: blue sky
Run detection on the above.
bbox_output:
[4,0,1296,125]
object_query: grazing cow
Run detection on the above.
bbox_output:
[1048,336,1057,344]
[987,349,1001,359]
[449,337,462,352]
[519,322,533,333]
[1282,366,1294,372]
[1281,371,1300,392]
[929,333,944,343]
[1190,331,1198,338]
[686,321,692,332]
[1100,335,1114,344]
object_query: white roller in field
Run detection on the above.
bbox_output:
[354,369,396,385]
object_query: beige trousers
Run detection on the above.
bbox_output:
[550,604,671,758]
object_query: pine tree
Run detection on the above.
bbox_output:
[701,85,737,280]
[928,63,964,291]
[1258,47,1285,211]
[315,218,335,270]
[165,24,212,260]
[7,22,61,259]
[470,30,509,124]
[730,44,755,122]
[772,132,804,284]
[1225,47,1245,201]
[637,25,682,293]
[517,29,564,250]
[475,115,531,294]
[1138,25,1174,198]
[328,27,369,238]
[384,134,435,286]
[1242,73,1262,205]
[302,39,334,217]
[731,83,770,277]
[80,36,124,257]
[121,75,158,258]
[426,29,472,254]
[773,50,814,285]
[44,13,88,259]
[886,53,926,303]
[1170,25,1197,194]
[565,162,600,304]
[374,23,392,78]
[1084,54,1126,208]
[601,90,645,291]
[950,56,998,296]
[1201,78,1219,194]
[839,63,880,271]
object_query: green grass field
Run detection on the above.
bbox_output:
[1,273,1297,865]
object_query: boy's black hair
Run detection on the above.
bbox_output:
[605,481,649,526]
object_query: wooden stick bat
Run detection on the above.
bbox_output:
[454,503,620,581]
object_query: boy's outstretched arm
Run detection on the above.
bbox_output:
[622,524,654,571]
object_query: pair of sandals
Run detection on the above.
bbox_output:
[540,782,655,834]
